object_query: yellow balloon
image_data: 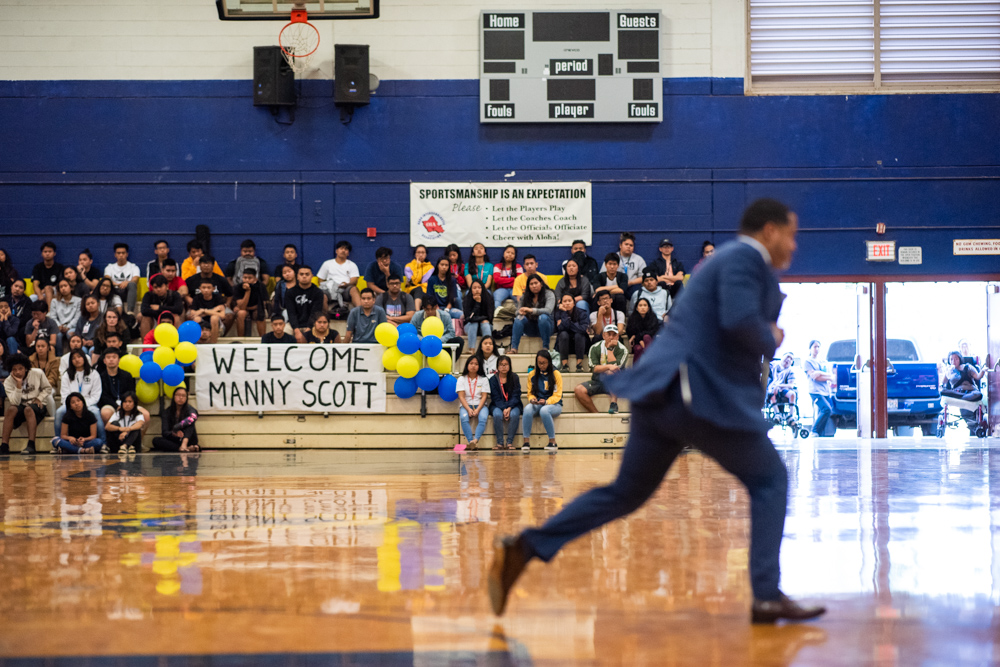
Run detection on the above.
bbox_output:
[374,322,399,348]
[396,355,420,379]
[428,352,453,375]
[154,323,179,348]
[119,354,142,379]
[174,341,198,365]
[412,350,423,365]
[420,316,444,338]
[164,380,186,399]
[153,345,176,369]
[382,346,404,371]
[136,380,160,404]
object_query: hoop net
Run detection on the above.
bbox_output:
[279,8,320,74]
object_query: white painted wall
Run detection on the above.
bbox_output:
[0,0,745,80]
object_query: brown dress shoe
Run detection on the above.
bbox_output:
[751,592,826,624]
[488,535,530,616]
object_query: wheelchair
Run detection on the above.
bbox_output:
[936,391,988,439]
[763,389,810,438]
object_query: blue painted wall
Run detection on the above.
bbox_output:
[1,78,998,279]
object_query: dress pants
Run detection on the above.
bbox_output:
[520,381,788,601]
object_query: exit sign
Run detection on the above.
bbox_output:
[866,240,896,262]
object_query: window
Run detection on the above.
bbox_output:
[749,0,1000,92]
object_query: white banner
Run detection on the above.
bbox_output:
[410,182,592,247]
[195,345,385,413]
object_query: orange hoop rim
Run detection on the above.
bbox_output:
[279,19,321,59]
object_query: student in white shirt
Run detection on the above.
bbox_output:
[317,240,361,309]
[457,355,490,450]
[103,243,141,314]
[105,391,145,454]
[53,350,106,447]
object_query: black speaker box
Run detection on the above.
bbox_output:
[253,46,296,107]
[334,44,370,105]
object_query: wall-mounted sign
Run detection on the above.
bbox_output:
[866,240,896,262]
[954,239,1000,255]
[898,246,922,265]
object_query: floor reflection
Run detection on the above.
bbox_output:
[0,444,997,665]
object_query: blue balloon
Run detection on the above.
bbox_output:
[415,367,440,392]
[419,335,442,358]
[438,374,458,402]
[139,361,162,384]
[162,364,186,387]
[140,350,154,363]
[394,376,418,400]
[397,323,418,338]
[177,320,202,345]
[397,332,420,355]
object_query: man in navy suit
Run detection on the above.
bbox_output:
[488,199,826,624]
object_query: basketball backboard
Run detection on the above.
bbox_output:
[216,0,379,20]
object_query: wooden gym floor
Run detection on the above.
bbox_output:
[0,441,997,666]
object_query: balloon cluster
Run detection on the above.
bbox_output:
[118,321,201,404]
[375,317,458,402]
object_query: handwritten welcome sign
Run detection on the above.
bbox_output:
[195,345,385,413]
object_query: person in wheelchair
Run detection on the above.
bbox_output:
[765,352,805,434]
[941,350,986,433]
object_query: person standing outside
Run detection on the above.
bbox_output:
[489,199,826,624]
[803,340,835,437]
[317,240,361,310]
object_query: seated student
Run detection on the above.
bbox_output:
[52,391,103,455]
[0,339,7,408]
[317,240,361,310]
[0,298,20,354]
[588,290,626,345]
[492,245,523,305]
[604,232,646,300]
[457,355,490,450]
[271,264,297,320]
[554,293,589,373]
[98,348,147,436]
[1,352,54,455]
[75,249,102,294]
[445,245,468,294]
[152,386,200,452]
[278,243,301,277]
[426,257,463,322]
[561,240,602,287]
[51,278,81,354]
[554,258,593,317]
[0,249,16,301]
[489,355,522,450]
[54,349,106,445]
[261,314,296,344]
[105,391,145,454]
[364,247,405,297]
[9,279,32,343]
[154,258,186,294]
[403,245,434,300]
[344,288,387,344]
[304,312,339,344]
[93,277,124,316]
[465,243,494,290]
[626,297,660,364]
[184,254,233,326]
[180,240,223,281]
[521,350,563,452]
[225,239,271,287]
[93,310,130,361]
[474,334,500,379]
[28,336,60,388]
[140,274,185,337]
[512,254,545,300]
[463,278,494,351]
[92,332,123,370]
[652,238,685,299]
[509,275,555,354]
[592,253,629,313]
[24,300,58,352]
[62,265,89,299]
[146,239,172,280]
[630,267,670,320]
[411,300,465,358]
[188,278,226,343]
[286,266,325,344]
[142,312,177,345]
[375,274,416,326]
[233,268,269,337]
[31,241,64,306]
[104,243,141,314]
[75,295,101,357]
[576,325,628,415]
[767,352,798,408]
[59,333,85,375]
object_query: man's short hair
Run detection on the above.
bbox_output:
[597,291,612,301]
[523,254,536,263]
[375,247,392,259]
[240,239,256,249]
[149,275,168,287]
[297,264,313,274]
[387,273,402,283]
[102,346,122,359]
[79,248,93,260]
[41,241,56,252]
[242,268,258,277]
[740,198,791,234]
[162,258,177,268]
[105,333,122,343]
[604,252,620,265]
[154,239,169,248]
[31,300,49,313]
[199,279,215,288]
[271,313,285,322]
[572,239,586,248]
[200,254,216,265]
[187,240,203,252]
[336,240,352,252]
[5,352,31,373]
[619,232,635,244]
[114,242,130,252]
[284,243,297,252]
[360,287,375,298]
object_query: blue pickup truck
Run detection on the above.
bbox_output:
[826,339,943,436]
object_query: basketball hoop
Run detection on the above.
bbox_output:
[279,5,320,74]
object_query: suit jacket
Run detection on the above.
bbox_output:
[603,240,783,433]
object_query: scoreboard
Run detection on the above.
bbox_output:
[479,10,662,124]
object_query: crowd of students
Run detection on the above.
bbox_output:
[0,233,716,454]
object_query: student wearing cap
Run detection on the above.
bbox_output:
[630,268,671,321]
[652,238,685,299]
[575,324,628,415]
